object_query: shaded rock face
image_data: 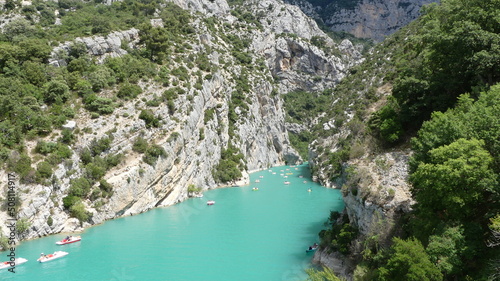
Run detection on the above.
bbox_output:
[0,0,364,240]
[286,0,438,42]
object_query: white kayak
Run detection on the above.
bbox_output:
[0,258,28,269]
[37,251,68,263]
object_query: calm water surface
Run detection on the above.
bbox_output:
[2,163,343,281]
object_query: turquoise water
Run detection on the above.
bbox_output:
[2,164,343,280]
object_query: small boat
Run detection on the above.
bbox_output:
[255,179,260,183]
[56,235,81,245]
[307,188,312,192]
[252,187,259,191]
[306,244,318,253]
[0,258,28,269]
[37,251,68,263]
[207,200,215,205]
[284,181,290,185]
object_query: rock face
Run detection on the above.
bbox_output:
[0,0,363,241]
[286,0,437,42]
[49,29,141,67]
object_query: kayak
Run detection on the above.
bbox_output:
[306,245,318,253]
[0,258,28,269]
[56,236,81,245]
[37,251,68,263]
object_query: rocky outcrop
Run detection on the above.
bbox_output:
[49,29,140,67]
[286,0,438,42]
[344,151,414,241]
[312,150,415,279]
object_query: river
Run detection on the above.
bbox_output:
[2,163,344,280]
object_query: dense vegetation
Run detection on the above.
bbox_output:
[372,0,500,143]
[311,0,499,280]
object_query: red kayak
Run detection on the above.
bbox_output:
[56,236,81,245]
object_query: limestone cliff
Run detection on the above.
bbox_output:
[286,0,437,41]
[0,0,362,241]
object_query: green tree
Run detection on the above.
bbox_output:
[16,217,31,238]
[386,0,500,131]
[426,225,467,277]
[138,23,170,62]
[410,139,497,228]
[377,238,442,281]
[410,138,497,224]
[2,18,36,42]
[42,80,70,104]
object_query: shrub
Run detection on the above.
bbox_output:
[36,161,53,179]
[70,201,89,223]
[16,217,31,237]
[42,80,70,104]
[143,144,166,165]
[68,177,92,198]
[187,184,201,193]
[117,83,142,100]
[89,137,112,156]
[85,162,106,180]
[84,94,115,114]
[139,110,160,128]
[62,195,80,209]
[133,137,149,153]
[35,141,58,155]
[99,179,113,193]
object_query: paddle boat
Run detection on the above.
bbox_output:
[306,243,318,253]
[37,251,68,263]
[252,187,259,191]
[207,200,215,205]
[0,258,28,269]
[56,235,81,245]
